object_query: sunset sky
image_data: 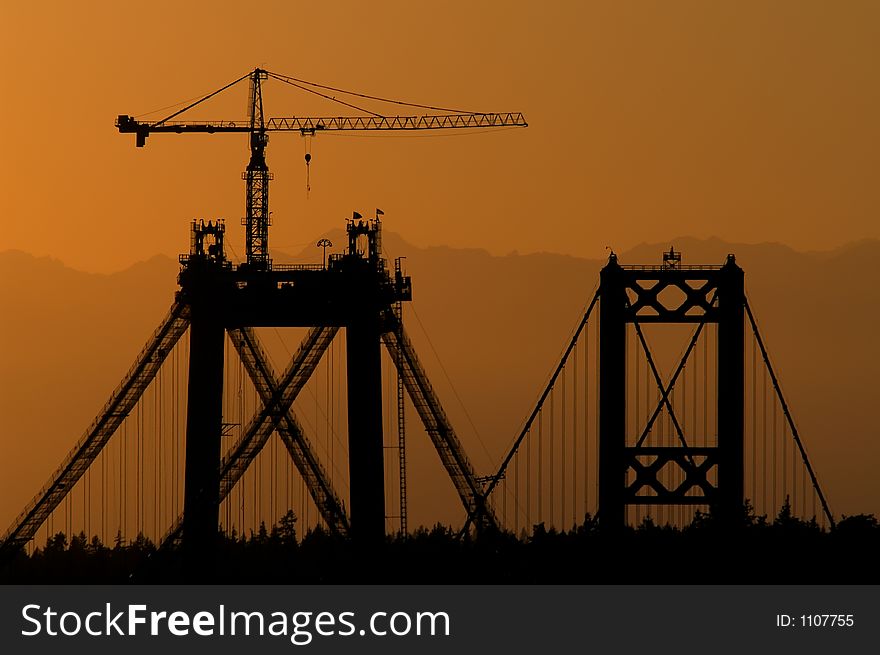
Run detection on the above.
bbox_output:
[2,1,880,543]
[2,1,879,273]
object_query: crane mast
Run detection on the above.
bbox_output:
[245,69,271,269]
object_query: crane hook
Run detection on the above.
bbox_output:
[304,140,312,198]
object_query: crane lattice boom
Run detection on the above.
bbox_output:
[117,112,527,136]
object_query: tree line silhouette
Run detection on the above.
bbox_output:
[2,503,878,583]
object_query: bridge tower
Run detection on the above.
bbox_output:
[598,251,744,527]
[178,215,409,566]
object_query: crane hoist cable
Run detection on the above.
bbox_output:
[304,134,312,198]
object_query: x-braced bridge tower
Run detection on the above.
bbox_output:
[598,252,743,524]
[480,249,834,532]
[0,215,497,566]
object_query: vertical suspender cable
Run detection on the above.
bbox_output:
[502,470,506,529]
[692,327,697,449]
[772,388,778,515]
[159,360,163,538]
[752,331,757,507]
[516,441,522,532]
[100,442,105,542]
[762,364,768,517]
[584,319,590,514]
[561,369,566,529]
[122,418,127,541]
[254,382,259,534]
[65,491,71,545]
[526,427,531,529]
[137,403,141,536]
[774,418,793,506]
[537,411,543,526]
[595,304,600,511]
[572,342,578,526]
[154,380,158,540]
[514,440,519,534]
[549,391,554,527]
[703,326,708,447]
[483,289,600,522]
[85,467,90,540]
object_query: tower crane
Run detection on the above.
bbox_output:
[117,68,528,269]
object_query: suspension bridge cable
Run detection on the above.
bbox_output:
[483,288,600,503]
[745,298,836,529]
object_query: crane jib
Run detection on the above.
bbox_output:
[116,113,527,138]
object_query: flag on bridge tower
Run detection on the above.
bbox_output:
[376,208,384,216]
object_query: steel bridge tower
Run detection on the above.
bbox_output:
[178,217,407,561]
[598,252,745,527]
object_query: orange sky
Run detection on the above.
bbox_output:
[2,1,879,272]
